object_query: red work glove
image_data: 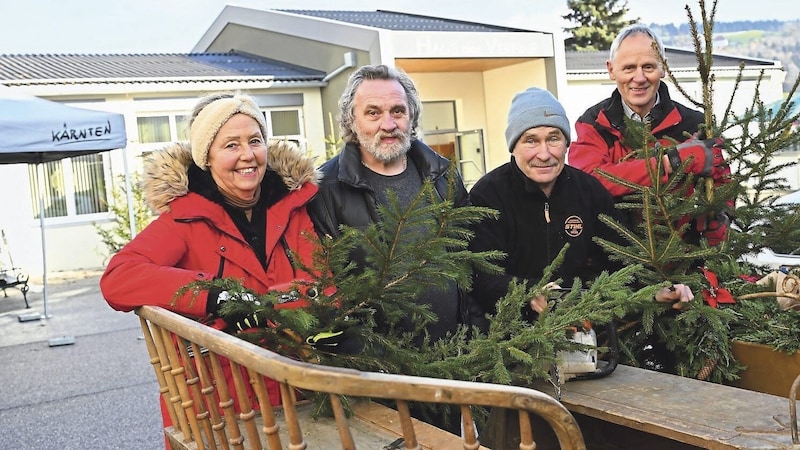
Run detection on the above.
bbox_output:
[668,137,730,183]
[696,212,730,246]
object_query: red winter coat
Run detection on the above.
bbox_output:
[100,141,320,432]
[568,83,704,198]
[101,142,320,315]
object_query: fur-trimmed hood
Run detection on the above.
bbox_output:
[142,140,319,214]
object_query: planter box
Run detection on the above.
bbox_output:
[729,340,800,397]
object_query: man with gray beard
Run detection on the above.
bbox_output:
[307,64,470,344]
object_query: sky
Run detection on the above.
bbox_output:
[1,0,799,55]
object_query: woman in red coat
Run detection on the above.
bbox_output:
[100,92,321,436]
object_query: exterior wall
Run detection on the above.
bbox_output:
[0,162,117,273]
[409,60,553,180]
[483,59,551,171]
[0,165,39,273]
[195,18,380,151]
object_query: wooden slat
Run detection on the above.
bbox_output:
[351,401,488,450]
[547,364,795,449]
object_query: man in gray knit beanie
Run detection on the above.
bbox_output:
[469,83,693,350]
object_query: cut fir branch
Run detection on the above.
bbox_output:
[177,180,504,375]
[174,178,646,418]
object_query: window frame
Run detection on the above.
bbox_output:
[27,152,114,226]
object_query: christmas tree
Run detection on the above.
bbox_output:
[592,0,800,381]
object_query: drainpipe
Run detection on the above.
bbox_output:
[323,52,356,82]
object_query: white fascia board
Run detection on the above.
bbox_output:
[194,6,381,52]
[8,80,325,97]
[390,31,555,59]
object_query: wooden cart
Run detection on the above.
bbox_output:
[137,305,586,449]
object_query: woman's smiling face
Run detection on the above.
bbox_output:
[207,113,267,201]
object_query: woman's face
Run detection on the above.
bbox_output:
[207,113,267,201]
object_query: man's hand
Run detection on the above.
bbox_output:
[529,282,561,314]
[704,137,730,184]
[530,295,547,314]
[655,284,694,310]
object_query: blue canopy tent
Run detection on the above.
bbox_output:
[0,87,129,318]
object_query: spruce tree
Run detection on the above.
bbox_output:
[593,0,800,381]
[563,0,637,50]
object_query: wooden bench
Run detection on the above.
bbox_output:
[137,305,586,450]
[542,364,798,449]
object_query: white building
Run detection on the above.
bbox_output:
[0,7,788,273]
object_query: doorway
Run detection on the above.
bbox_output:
[420,101,486,190]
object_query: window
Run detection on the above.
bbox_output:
[420,101,457,133]
[28,153,109,220]
[135,109,302,146]
[137,115,186,147]
[270,110,301,136]
[137,116,171,143]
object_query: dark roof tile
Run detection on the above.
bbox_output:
[0,52,325,84]
[280,9,527,32]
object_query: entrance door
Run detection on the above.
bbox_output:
[424,130,486,190]
[455,129,485,190]
[420,101,485,190]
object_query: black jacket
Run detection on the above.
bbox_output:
[469,159,621,313]
[308,140,469,238]
[307,139,471,337]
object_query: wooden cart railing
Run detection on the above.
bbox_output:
[137,305,586,450]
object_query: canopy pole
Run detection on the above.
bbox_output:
[36,163,51,319]
[122,147,136,239]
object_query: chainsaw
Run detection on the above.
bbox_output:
[550,289,619,384]
[555,320,619,384]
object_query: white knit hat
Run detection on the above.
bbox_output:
[189,94,268,170]
[504,87,571,152]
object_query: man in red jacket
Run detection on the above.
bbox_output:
[568,23,730,246]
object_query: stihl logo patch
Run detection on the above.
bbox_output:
[564,215,584,237]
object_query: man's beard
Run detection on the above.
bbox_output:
[356,127,411,163]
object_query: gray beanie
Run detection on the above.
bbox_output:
[504,87,571,152]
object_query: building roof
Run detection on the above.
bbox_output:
[279,9,527,32]
[566,46,779,72]
[0,52,326,86]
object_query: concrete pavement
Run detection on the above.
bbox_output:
[0,270,163,449]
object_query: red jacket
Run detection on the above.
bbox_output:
[568,83,704,198]
[100,141,321,418]
[101,142,320,316]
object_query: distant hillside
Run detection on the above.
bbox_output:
[651,20,800,92]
